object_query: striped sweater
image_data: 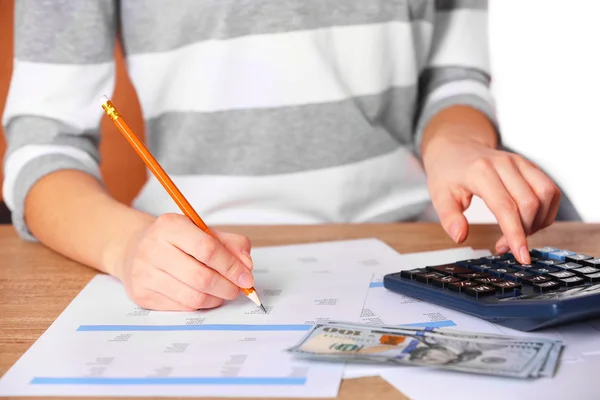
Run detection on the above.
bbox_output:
[3,0,496,240]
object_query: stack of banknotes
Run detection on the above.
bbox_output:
[287,321,564,379]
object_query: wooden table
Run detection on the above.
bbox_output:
[2,222,600,400]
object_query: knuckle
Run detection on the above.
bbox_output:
[129,284,149,304]
[519,196,540,214]
[540,182,560,199]
[224,285,240,300]
[224,253,243,277]
[197,239,218,263]
[471,157,494,174]
[495,152,514,164]
[186,291,210,309]
[212,297,225,308]
[154,213,182,234]
[195,270,216,291]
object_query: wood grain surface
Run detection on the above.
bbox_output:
[2,222,600,400]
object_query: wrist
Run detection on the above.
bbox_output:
[101,207,155,281]
[420,105,498,161]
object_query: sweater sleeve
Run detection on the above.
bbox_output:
[413,0,499,157]
[2,0,117,240]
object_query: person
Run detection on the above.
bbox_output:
[2,0,560,311]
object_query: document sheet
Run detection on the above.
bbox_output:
[0,240,379,398]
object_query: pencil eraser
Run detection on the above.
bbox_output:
[99,95,109,106]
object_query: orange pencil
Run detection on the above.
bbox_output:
[99,95,266,313]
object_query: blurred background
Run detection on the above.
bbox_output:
[0,0,596,224]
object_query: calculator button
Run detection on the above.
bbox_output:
[573,266,600,275]
[505,271,532,282]
[555,262,584,271]
[529,266,559,275]
[465,285,497,298]
[566,254,593,263]
[583,273,600,283]
[502,250,516,258]
[400,268,429,280]
[548,271,576,279]
[475,276,502,284]
[491,281,522,294]
[582,258,600,268]
[522,275,551,285]
[533,281,561,293]
[496,260,520,268]
[456,259,486,267]
[489,267,516,277]
[511,264,533,271]
[481,255,508,262]
[426,264,471,276]
[431,276,461,288]
[457,272,490,281]
[471,264,495,273]
[547,250,576,261]
[415,272,445,284]
[559,276,585,287]
[448,280,478,293]
[532,247,560,257]
[535,259,564,267]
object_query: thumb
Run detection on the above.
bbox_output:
[431,188,470,244]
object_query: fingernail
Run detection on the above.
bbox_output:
[497,246,509,254]
[450,222,462,243]
[237,272,253,288]
[241,249,253,270]
[519,246,531,264]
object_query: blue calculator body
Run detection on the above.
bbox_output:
[383,247,600,331]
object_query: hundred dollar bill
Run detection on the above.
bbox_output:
[323,320,564,378]
[286,322,563,379]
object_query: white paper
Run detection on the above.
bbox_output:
[490,319,600,363]
[248,237,408,274]
[381,353,600,400]
[0,239,381,398]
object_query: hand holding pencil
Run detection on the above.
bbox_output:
[100,96,266,312]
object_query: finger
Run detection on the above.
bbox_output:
[155,214,254,289]
[131,288,197,312]
[495,235,509,254]
[514,158,561,234]
[213,229,253,270]
[539,189,561,231]
[142,266,224,310]
[468,160,530,264]
[494,185,560,254]
[494,157,540,236]
[147,242,240,300]
[430,186,470,244]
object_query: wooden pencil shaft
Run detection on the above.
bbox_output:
[102,100,254,297]
[112,117,212,235]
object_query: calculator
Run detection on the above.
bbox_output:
[383,247,600,331]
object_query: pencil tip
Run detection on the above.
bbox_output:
[260,304,267,313]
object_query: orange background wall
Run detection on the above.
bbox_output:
[0,1,147,205]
